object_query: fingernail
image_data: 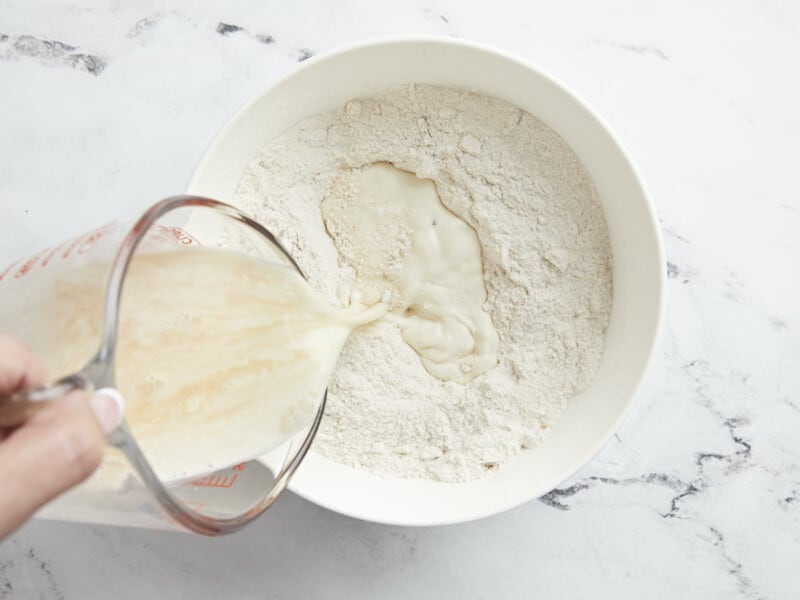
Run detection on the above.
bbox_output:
[90,388,125,435]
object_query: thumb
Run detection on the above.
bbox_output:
[0,390,122,538]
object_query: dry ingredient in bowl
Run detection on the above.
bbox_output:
[234,84,612,482]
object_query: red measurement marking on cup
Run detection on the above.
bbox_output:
[76,223,113,255]
[13,252,42,279]
[1,223,199,285]
[0,258,22,283]
[191,474,238,488]
[169,227,198,246]
[145,226,199,247]
[190,464,245,489]
[1,223,117,283]
[60,234,84,260]
[39,242,65,267]
[190,463,246,488]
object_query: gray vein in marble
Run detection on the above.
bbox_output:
[728,100,756,125]
[539,472,686,511]
[662,226,691,245]
[0,559,11,597]
[421,7,457,36]
[782,397,800,414]
[768,316,789,331]
[215,22,274,45]
[593,40,670,60]
[657,411,751,521]
[0,541,64,600]
[539,348,767,594]
[128,16,159,38]
[681,359,754,473]
[216,22,242,35]
[298,48,314,61]
[666,260,692,285]
[778,485,798,512]
[703,527,763,600]
[722,269,747,303]
[0,33,107,75]
[540,469,764,597]
[667,261,680,279]
[255,34,276,45]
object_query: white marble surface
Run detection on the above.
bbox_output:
[0,1,798,598]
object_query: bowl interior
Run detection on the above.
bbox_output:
[186,38,664,526]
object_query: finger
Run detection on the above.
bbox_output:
[0,336,47,395]
[0,390,121,538]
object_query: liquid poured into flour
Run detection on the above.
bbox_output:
[45,249,385,482]
[233,83,613,482]
[322,163,499,383]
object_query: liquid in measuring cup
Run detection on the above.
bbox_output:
[0,247,384,485]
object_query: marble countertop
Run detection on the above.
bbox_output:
[1,1,798,598]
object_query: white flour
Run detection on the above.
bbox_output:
[234,84,612,482]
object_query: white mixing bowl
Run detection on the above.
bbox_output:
[187,37,665,526]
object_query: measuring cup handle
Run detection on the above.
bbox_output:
[0,374,91,427]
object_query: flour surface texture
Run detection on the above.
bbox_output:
[234,84,612,482]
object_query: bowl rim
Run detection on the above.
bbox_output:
[187,35,667,526]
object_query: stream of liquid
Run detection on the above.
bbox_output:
[34,249,384,482]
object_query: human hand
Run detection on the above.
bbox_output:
[0,336,122,539]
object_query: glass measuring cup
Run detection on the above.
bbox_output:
[0,196,325,535]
